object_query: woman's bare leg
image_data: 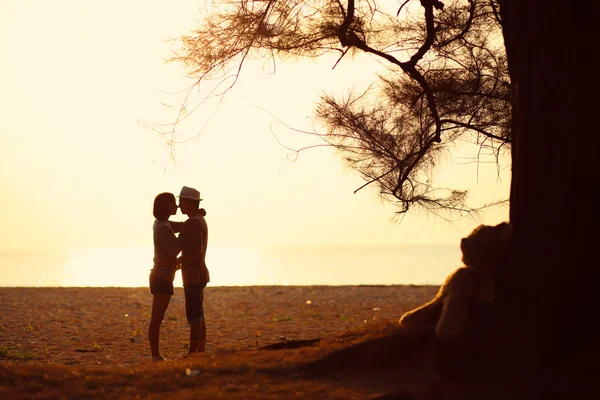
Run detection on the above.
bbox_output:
[148,293,171,360]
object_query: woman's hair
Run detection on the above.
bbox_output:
[153,192,175,220]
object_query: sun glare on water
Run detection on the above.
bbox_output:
[59,247,275,288]
[61,248,154,287]
[0,245,461,287]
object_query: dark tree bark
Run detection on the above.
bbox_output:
[436,0,596,379]
[500,0,577,361]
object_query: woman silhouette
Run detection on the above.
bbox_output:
[148,192,182,362]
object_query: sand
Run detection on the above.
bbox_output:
[0,286,437,366]
[0,286,590,399]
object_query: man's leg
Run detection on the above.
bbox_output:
[188,320,205,353]
[185,283,206,354]
[199,319,206,352]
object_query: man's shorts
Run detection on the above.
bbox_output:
[184,283,207,324]
[149,278,174,295]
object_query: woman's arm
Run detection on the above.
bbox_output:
[169,209,205,233]
[168,221,184,233]
[159,224,181,258]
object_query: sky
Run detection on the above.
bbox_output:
[0,0,511,253]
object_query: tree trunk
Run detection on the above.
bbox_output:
[500,0,579,366]
[436,1,595,379]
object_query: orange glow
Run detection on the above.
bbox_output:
[1,1,510,286]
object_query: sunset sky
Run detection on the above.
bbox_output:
[0,0,510,254]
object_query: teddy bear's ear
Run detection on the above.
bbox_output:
[460,237,472,253]
[497,222,512,240]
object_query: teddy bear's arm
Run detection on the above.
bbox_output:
[435,268,477,343]
[398,296,443,332]
[398,279,449,332]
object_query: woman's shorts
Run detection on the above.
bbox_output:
[184,283,207,324]
[149,278,174,295]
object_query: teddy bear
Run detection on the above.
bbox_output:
[398,221,512,343]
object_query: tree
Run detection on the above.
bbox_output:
[494,0,590,370]
[169,0,511,217]
[171,0,593,383]
[433,0,590,381]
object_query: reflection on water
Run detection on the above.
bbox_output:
[0,246,461,287]
[0,251,69,287]
[62,248,153,287]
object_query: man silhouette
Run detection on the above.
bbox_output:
[177,186,210,354]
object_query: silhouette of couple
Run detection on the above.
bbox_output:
[149,186,209,362]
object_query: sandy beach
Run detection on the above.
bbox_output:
[0,285,444,399]
[0,285,591,399]
[0,285,437,367]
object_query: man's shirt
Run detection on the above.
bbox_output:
[180,214,209,285]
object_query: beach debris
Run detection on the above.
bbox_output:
[124,314,129,317]
[372,391,413,400]
[185,368,200,376]
[0,346,36,360]
[373,307,380,311]
[271,315,293,322]
[74,341,101,353]
[260,338,321,351]
[305,300,312,305]
[256,330,261,337]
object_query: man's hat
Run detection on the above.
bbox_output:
[178,186,203,202]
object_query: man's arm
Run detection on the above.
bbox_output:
[180,219,204,264]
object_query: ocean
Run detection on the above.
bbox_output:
[0,245,461,287]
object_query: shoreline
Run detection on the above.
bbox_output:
[0,282,440,289]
